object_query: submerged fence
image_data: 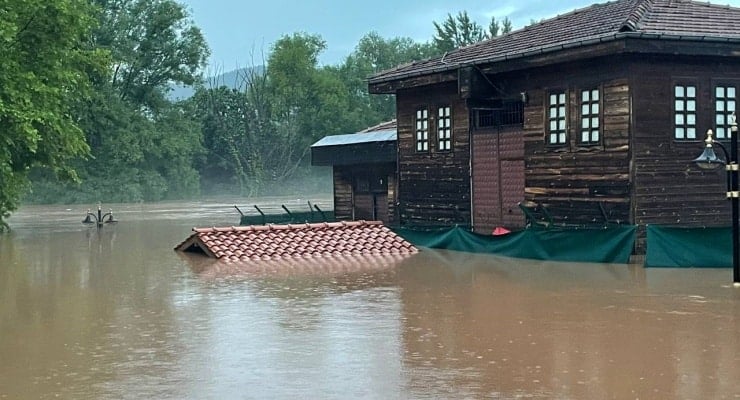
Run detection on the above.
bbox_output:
[393,225,637,264]
[394,225,734,267]
[644,225,731,268]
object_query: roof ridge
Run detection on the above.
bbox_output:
[442,0,637,57]
[620,0,654,32]
[193,220,384,233]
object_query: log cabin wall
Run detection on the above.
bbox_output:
[481,57,633,227]
[396,82,471,227]
[630,55,740,251]
[333,166,353,221]
[332,164,397,224]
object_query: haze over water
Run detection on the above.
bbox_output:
[1,199,739,399]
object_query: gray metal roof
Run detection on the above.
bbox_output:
[311,129,397,148]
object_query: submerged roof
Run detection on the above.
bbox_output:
[369,0,740,85]
[175,221,417,262]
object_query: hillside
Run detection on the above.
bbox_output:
[169,66,264,99]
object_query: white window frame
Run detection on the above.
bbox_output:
[674,85,697,140]
[580,89,600,145]
[437,106,452,151]
[415,108,429,152]
[548,91,567,145]
[715,85,736,140]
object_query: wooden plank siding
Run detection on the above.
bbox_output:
[333,164,397,225]
[333,167,353,221]
[396,82,471,227]
[629,55,740,251]
[482,58,634,226]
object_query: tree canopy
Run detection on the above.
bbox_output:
[0,0,108,230]
[433,11,513,53]
[1,2,518,230]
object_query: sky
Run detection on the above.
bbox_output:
[180,0,740,73]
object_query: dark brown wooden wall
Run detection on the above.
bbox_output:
[332,164,397,224]
[396,82,471,227]
[630,55,740,249]
[631,56,740,226]
[333,167,353,221]
[480,58,633,226]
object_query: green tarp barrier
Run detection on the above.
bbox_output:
[394,225,637,264]
[645,225,731,268]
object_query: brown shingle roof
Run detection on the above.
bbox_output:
[369,0,740,85]
[175,221,417,262]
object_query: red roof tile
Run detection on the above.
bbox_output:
[369,0,740,85]
[175,221,418,262]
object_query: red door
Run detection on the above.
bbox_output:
[472,127,525,234]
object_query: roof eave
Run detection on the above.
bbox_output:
[368,32,740,88]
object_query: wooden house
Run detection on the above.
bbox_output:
[368,0,740,251]
[311,120,398,224]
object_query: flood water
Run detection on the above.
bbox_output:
[1,199,739,399]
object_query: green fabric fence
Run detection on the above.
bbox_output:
[645,225,731,268]
[394,225,637,264]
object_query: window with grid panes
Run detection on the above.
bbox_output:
[415,108,429,152]
[548,92,567,145]
[437,106,452,151]
[674,85,697,140]
[580,89,600,144]
[715,86,736,139]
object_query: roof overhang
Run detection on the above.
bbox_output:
[368,33,740,94]
[310,130,397,166]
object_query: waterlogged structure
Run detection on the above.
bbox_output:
[365,0,740,253]
[175,220,417,261]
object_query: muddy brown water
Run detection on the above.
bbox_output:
[1,199,739,399]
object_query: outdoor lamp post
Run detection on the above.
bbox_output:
[693,113,740,285]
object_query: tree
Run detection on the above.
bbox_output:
[488,16,514,37]
[433,11,487,53]
[0,0,108,230]
[339,32,436,125]
[433,12,516,53]
[26,0,210,204]
[94,0,208,112]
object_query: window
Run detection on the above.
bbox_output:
[415,108,429,152]
[473,100,524,129]
[548,92,567,145]
[438,106,452,151]
[674,85,697,140]
[580,89,600,144]
[715,86,736,139]
[476,109,496,128]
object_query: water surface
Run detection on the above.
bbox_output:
[1,200,739,399]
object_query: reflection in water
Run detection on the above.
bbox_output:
[0,200,739,399]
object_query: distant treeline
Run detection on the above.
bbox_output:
[0,0,513,230]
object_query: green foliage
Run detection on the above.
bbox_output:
[0,0,107,230]
[95,0,209,111]
[488,16,514,37]
[26,0,209,205]
[433,11,487,53]
[339,32,436,125]
[13,2,518,225]
[434,11,515,53]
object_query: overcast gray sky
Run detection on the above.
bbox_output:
[180,0,740,72]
